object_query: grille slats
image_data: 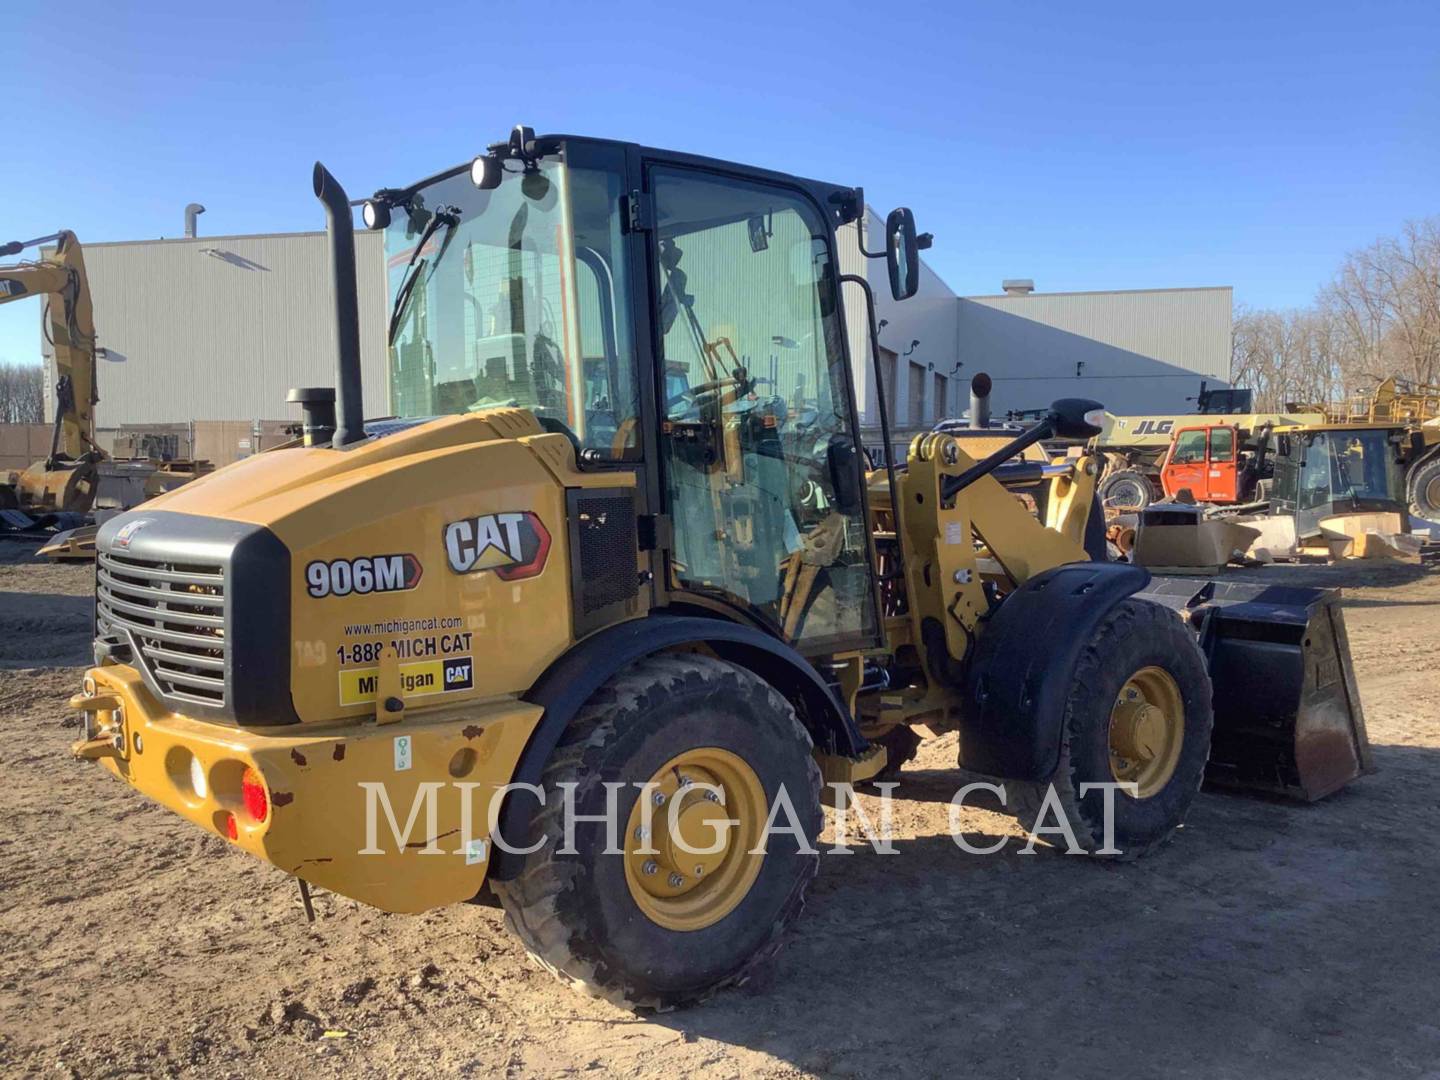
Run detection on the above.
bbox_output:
[97,568,225,608]
[102,555,223,589]
[97,551,227,707]
[96,587,226,628]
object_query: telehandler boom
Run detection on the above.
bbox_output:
[70,129,1370,1008]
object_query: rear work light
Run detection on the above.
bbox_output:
[241,767,269,823]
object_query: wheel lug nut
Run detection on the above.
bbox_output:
[705,791,720,803]
[668,873,684,887]
[653,792,666,806]
[642,860,658,875]
[634,826,649,840]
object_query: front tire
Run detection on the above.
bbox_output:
[1012,599,1213,859]
[1100,468,1158,511]
[1409,454,1440,522]
[492,654,821,1009]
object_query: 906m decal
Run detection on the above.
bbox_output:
[306,553,424,598]
[444,511,551,580]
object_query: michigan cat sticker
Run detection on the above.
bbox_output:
[444,511,551,580]
[338,654,474,706]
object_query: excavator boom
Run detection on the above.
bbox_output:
[0,230,104,512]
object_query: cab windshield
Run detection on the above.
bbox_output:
[383,150,639,457]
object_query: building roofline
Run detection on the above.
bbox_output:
[962,285,1233,301]
[61,230,373,250]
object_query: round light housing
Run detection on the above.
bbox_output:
[362,199,390,230]
[189,754,208,800]
[1083,408,1107,430]
[470,155,501,190]
[241,766,269,823]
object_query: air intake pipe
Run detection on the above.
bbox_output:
[312,162,366,448]
[970,371,992,429]
[184,203,206,238]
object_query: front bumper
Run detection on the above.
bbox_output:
[70,664,543,913]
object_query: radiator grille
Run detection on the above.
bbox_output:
[97,551,227,707]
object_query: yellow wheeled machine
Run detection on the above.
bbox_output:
[69,128,1370,1009]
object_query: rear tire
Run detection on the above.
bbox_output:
[1409,454,1440,522]
[1100,468,1157,511]
[1010,599,1213,859]
[492,653,821,1010]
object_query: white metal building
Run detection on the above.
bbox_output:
[47,220,1231,449]
[43,231,388,428]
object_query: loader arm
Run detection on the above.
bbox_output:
[0,231,102,463]
[897,430,1101,675]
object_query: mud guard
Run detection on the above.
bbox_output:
[486,613,865,882]
[957,561,1152,781]
[1135,578,1373,800]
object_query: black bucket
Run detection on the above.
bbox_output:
[1134,578,1373,801]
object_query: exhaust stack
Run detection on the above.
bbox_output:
[184,203,206,238]
[970,371,992,429]
[312,162,365,448]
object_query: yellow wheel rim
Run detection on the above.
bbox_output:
[1108,666,1185,799]
[623,747,767,932]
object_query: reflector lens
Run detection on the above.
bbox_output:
[1083,408,1107,429]
[189,755,208,800]
[224,813,238,841]
[241,767,269,823]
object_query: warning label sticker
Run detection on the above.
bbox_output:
[339,655,475,706]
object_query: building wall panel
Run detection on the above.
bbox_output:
[44,232,387,427]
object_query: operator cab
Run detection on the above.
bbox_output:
[367,127,924,655]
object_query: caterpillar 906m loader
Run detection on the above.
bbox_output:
[69,128,1371,1009]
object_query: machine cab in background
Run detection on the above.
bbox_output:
[1161,424,1238,503]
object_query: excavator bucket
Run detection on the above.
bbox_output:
[1134,578,1373,801]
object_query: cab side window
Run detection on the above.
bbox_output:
[1172,430,1207,464]
[1209,427,1235,462]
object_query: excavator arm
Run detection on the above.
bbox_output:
[0,231,104,512]
[0,231,101,463]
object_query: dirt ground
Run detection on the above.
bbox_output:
[2,541,1438,1079]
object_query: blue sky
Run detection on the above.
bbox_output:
[3,0,1436,366]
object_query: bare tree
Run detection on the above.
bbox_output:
[0,362,45,423]
[1234,216,1440,403]
[1319,216,1440,390]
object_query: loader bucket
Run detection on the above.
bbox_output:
[1134,578,1373,801]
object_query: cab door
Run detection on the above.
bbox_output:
[645,165,879,654]
[1162,427,1210,499]
[1205,425,1239,502]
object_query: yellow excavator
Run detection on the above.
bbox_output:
[68,129,1371,1009]
[0,231,105,514]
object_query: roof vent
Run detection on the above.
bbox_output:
[1001,279,1035,295]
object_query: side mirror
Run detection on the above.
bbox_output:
[885,208,920,301]
[1046,398,1106,440]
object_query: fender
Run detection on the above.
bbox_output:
[485,613,865,881]
[957,561,1151,781]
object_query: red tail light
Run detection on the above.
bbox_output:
[241,767,269,823]
[224,813,238,840]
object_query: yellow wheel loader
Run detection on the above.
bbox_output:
[70,128,1371,1009]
